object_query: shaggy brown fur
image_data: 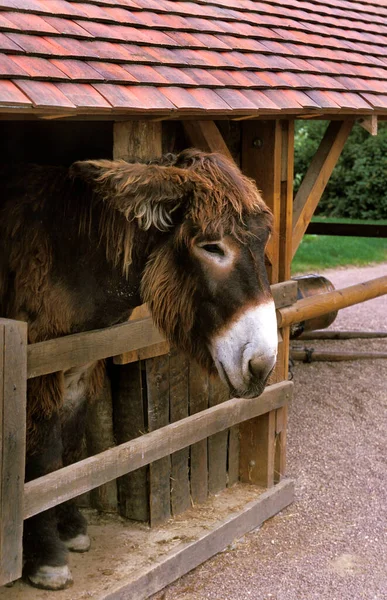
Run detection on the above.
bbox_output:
[1,149,274,589]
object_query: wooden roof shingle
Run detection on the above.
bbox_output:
[0,0,386,116]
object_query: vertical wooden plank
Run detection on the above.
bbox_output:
[0,318,27,586]
[113,362,149,521]
[208,375,229,495]
[169,349,190,516]
[274,120,294,482]
[242,120,281,283]
[146,354,171,526]
[112,120,162,522]
[227,426,240,487]
[113,120,162,161]
[239,121,282,488]
[189,360,208,505]
[86,374,117,512]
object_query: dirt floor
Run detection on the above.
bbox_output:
[152,263,387,600]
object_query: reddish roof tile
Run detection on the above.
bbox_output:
[56,82,112,108]
[10,55,70,79]
[50,58,105,81]
[14,79,77,108]
[0,77,32,104]
[0,0,386,114]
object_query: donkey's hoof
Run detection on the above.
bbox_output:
[28,565,73,590]
[63,533,91,553]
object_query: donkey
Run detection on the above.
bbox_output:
[0,149,277,590]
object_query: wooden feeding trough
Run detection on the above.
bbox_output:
[1,1,387,598]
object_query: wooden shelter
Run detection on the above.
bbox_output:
[1,1,387,598]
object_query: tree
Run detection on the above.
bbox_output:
[294,121,387,219]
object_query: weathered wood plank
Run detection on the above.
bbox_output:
[240,120,282,487]
[274,120,294,482]
[227,426,240,487]
[112,119,162,524]
[183,120,233,160]
[86,373,117,512]
[169,349,190,516]
[24,381,293,519]
[102,480,295,600]
[113,120,162,162]
[0,319,27,586]
[189,360,209,505]
[113,362,149,522]
[208,375,229,495]
[147,354,171,526]
[28,281,295,379]
[271,280,298,309]
[27,317,164,379]
[242,120,281,283]
[113,341,170,365]
[292,120,354,257]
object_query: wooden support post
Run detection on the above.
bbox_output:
[208,376,229,495]
[240,120,294,487]
[169,350,190,516]
[183,120,233,160]
[111,120,163,521]
[147,354,171,526]
[274,120,294,482]
[292,120,354,257]
[0,318,27,586]
[189,361,209,505]
[86,375,117,512]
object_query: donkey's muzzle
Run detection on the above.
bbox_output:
[209,300,278,400]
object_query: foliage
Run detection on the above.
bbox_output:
[294,121,387,219]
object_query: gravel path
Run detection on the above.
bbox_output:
[153,263,387,600]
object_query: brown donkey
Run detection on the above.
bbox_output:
[0,149,277,590]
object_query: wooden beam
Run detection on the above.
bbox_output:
[101,479,294,600]
[28,281,297,377]
[27,318,165,379]
[24,381,292,520]
[274,120,294,483]
[242,120,282,283]
[0,319,27,586]
[292,120,354,258]
[183,120,233,160]
[358,115,378,136]
[277,276,387,328]
[113,120,162,161]
[113,120,162,523]
[306,221,387,238]
[240,122,295,486]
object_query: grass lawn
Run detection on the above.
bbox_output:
[291,218,387,274]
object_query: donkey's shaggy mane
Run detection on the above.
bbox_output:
[71,149,272,276]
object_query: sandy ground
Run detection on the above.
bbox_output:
[152,263,387,600]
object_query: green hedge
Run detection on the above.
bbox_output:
[294,121,387,220]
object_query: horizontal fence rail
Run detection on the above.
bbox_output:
[277,276,387,328]
[24,380,292,520]
[28,281,298,379]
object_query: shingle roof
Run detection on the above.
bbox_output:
[0,0,386,116]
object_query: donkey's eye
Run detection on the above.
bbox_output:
[201,243,225,257]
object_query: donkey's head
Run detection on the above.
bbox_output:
[72,149,277,398]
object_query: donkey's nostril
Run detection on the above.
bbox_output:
[248,355,276,382]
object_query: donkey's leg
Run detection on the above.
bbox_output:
[57,395,90,552]
[23,412,73,590]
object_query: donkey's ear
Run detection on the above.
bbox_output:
[70,159,207,231]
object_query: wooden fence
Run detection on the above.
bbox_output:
[1,275,385,589]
